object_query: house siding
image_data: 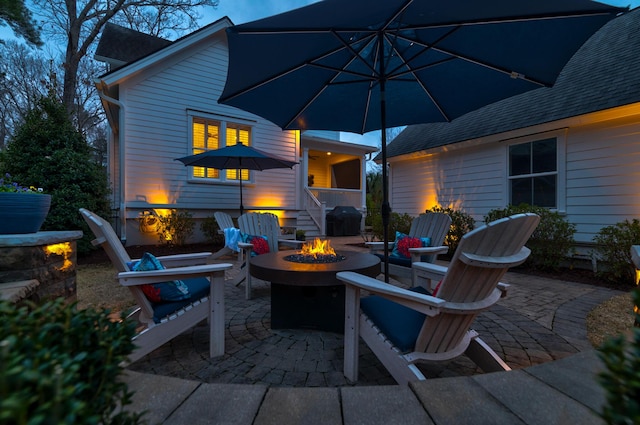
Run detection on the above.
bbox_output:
[117,35,298,228]
[390,114,640,246]
[390,144,504,222]
[564,116,640,243]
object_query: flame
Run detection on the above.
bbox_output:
[300,238,336,257]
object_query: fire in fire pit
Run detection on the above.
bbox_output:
[284,238,346,263]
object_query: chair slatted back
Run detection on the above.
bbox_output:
[415,213,540,354]
[238,212,281,253]
[214,212,235,231]
[409,213,451,247]
[79,208,155,322]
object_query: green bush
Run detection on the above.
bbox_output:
[370,211,413,242]
[484,204,576,270]
[598,288,640,425]
[0,299,143,424]
[157,209,195,246]
[200,215,224,246]
[0,94,111,254]
[593,219,640,286]
[426,205,475,256]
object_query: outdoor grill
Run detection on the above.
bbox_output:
[325,206,362,236]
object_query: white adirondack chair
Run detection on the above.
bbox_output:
[210,211,242,261]
[237,212,303,299]
[338,213,540,385]
[80,208,233,362]
[366,212,451,285]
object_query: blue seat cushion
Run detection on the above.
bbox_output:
[151,277,210,323]
[360,286,430,353]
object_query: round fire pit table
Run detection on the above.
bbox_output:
[249,251,380,333]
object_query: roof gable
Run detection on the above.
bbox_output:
[95,23,172,69]
[96,17,233,86]
[386,8,640,158]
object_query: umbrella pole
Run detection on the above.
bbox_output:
[379,33,391,284]
[239,168,244,215]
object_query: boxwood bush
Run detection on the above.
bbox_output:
[484,204,576,270]
[0,299,143,424]
[426,205,475,256]
[593,219,640,286]
[370,211,414,242]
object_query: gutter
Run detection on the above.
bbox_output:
[96,85,127,244]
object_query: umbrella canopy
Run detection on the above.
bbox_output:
[175,143,298,214]
[218,0,625,281]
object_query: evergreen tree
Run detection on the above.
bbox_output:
[0,92,111,253]
[0,0,41,46]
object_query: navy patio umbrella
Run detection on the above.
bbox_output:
[176,143,298,215]
[218,0,625,281]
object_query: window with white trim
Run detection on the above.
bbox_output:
[190,116,252,182]
[508,138,557,208]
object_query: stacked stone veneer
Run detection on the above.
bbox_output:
[0,231,83,302]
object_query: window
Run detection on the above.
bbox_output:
[190,116,252,182]
[508,138,557,208]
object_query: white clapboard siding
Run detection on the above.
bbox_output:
[118,34,298,213]
[390,115,640,245]
[391,144,504,222]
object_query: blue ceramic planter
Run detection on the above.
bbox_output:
[0,193,51,234]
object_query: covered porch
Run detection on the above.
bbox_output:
[299,131,377,237]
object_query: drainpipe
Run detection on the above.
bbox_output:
[97,89,127,244]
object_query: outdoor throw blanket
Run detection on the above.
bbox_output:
[224,227,241,252]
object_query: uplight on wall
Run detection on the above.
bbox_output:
[44,242,73,271]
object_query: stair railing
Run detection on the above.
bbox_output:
[303,187,326,236]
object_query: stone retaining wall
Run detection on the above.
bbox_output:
[0,231,83,302]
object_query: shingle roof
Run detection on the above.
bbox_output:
[385,8,640,159]
[95,23,172,66]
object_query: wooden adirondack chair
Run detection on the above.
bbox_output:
[337,213,540,385]
[210,211,242,261]
[367,212,451,285]
[80,208,233,362]
[237,212,303,299]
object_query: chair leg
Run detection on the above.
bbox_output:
[465,336,511,372]
[343,286,360,382]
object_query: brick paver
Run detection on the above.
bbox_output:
[127,236,625,387]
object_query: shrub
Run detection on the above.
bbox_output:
[484,204,576,270]
[200,215,224,246]
[426,205,475,256]
[0,94,111,254]
[597,288,640,425]
[593,219,640,286]
[0,299,143,424]
[370,211,413,241]
[157,209,195,246]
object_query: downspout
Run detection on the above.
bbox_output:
[97,88,127,244]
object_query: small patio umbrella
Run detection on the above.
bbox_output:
[218,0,625,281]
[175,143,298,215]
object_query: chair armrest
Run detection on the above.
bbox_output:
[278,239,304,249]
[118,263,233,287]
[412,262,447,279]
[337,271,444,316]
[408,246,448,255]
[154,252,213,267]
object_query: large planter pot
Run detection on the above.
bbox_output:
[0,193,51,234]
